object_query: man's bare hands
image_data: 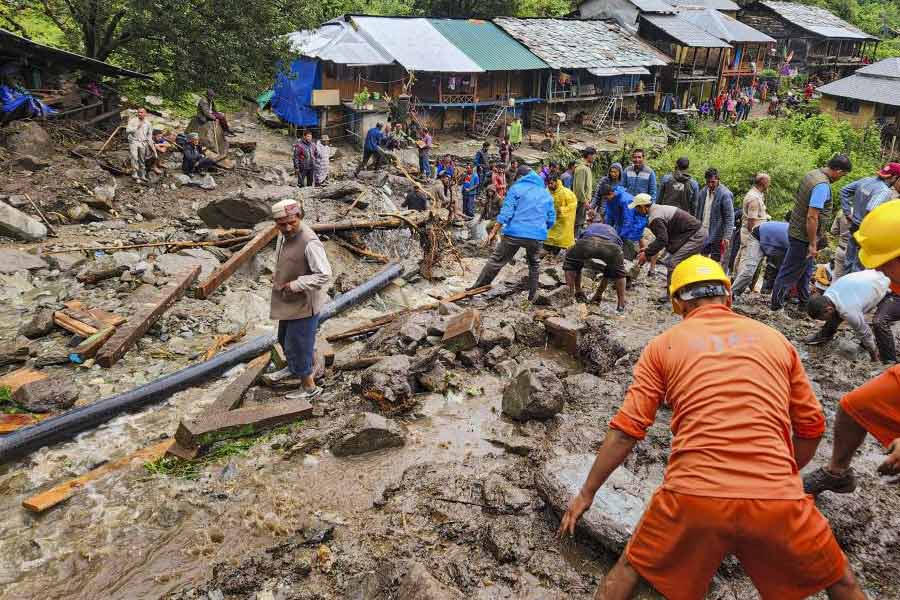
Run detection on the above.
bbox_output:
[807,244,818,259]
[557,489,594,538]
[878,438,900,476]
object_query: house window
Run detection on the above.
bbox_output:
[836,97,860,114]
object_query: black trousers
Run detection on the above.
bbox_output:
[874,292,900,363]
[473,235,542,299]
[298,168,314,187]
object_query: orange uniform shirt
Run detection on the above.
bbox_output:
[610,304,825,500]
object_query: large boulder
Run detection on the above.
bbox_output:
[359,355,415,415]
[0,122,53,158]
[13,377,78,413]
[501,364,565,421]
[0,249,47,274]
[0,202,47,241]
[536,454,646,553]
[155,248,220,280]
[330,412,406,457]
[198,186,297,228]
[19,308,55,339]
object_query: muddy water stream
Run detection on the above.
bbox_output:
[0,364,507,599]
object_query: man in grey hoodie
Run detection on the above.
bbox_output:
[658,157,700,214]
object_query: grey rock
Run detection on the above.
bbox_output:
[330,412,406,457]
[536,454,646,553]
[5,194,29,209]
[459,347,483,368]
[87,183,117,209]
[33,347,72,367]
[438,301,462,315]
[195,174,217,190]
[198,185,296,228]
[359,355,415,415]
[19,309,55,339]
[13,377,78,413]
[399,322,427,345]
[397,562,464,600]
[0,121,53,158]
[0,202,47,241]
[112,251,142,269]
[14,155,51,171]
[482,473,532,514]
[155,248,220,280]
[563,373,604,404]
[0,337,31,367]
[483,516,532,564]
[417,361,448,393]
[495,358,519,379]
[501,365,565,421]
[0,249,47,274]
[76,256,126,284]
[479,317,516,350]
[485,345,508,367]
[46,252,86,272]
[506,311,545,347]
[174,174,192,185]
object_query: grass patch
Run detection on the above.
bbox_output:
[143,422,301,480]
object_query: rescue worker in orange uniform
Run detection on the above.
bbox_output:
[804,200,900,495]
[558,255,867,600]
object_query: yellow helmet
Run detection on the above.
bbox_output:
[855,200,900,269]
[669,255,731,312]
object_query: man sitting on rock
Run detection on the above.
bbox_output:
[559,255,866,600]
[182,133,217,175]
[265,199,332,399]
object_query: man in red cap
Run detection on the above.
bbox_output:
[839,162,900,273]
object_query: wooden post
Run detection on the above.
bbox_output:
[96,267,200,368]
[473,73,478,131]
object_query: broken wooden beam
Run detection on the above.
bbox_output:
[201,353,270,418]
[96,266,200,368]
[196,225,278,299]
[325,285,492,343]
[174,398,313,451]
[63,301,126,327]
[53,311,97,338]
[69,326,116,363]
[0,368,48,394]
[22,439,174,513]
[310,214,424,234]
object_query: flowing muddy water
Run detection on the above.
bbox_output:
[0,365,507,599]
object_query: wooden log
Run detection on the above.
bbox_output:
[174,398,313,450]
[53,312,98,337]
[325,285,492,343]
[63,301,126,327]
[22,439,174,513]
[196,225,278,299]
[0,368,48,394]
[310,215,424,234]
[330,238,389,263]
[0,413,49,434]
[69,327,116,363]
[199,353,269,418]
[96,267,200,368]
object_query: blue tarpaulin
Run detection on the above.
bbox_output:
[271,58,320,127]
[0,85,56,117]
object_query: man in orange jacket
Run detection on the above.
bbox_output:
[558,255,866,600]
[804,201,900,495]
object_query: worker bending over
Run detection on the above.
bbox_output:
[559,255,866,600]
[805,201,900,496]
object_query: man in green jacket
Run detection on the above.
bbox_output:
[572,147,596,238]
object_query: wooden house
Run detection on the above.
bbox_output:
[817,57,900,130]
[738,1,879,79]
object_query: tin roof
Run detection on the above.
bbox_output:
[667,0,740,10]
[627,0,677,13]
[286,19,393,66]
[428,18,548,71]
[493,17,670,70]
[759,2,877,40]
[0,28,150,79]
[641,13,732,47]
[351,16,483,72]
[818,57,900,107]
[678,8,775,43]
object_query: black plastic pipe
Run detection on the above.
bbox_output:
[0,262,403,464]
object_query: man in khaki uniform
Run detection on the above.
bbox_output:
[735,172,770,272]
[267,199,332,399]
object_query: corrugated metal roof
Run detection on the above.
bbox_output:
[857,57,900,78]
[352,16,483,72]
[287,20,393,66]
[818,73,900,107]
[587,66,651,76]
[627,0,676,13]
[668,0,739,10]
[428,18,548,71]
[760,2,877,40]
[678,8,775,43]
[493,17,670,70]
[641,13,732,47]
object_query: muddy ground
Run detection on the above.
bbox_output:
[0,112,898,600]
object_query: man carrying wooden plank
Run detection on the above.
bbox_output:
[266,199,332,399]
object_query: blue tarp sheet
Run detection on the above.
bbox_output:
[271,58,320,127]
[0,85,56,117]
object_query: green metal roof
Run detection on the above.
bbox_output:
[428,18,548,72]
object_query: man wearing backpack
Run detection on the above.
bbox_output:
[658,157,699,214]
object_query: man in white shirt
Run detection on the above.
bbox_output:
[126,107,155,183]
[805,269,891,360]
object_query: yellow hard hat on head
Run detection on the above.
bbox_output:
[855,200,900,269]
[669,255,731,312]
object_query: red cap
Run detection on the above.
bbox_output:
[879,163,900,178]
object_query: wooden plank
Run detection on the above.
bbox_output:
[174,398,313,450]
[96,267,200,368]
[0,368,48,393]
[0,413,50,433]
[69,326,116,363]
[53,312,97,337]
[199,353,270,418]
[196,225,278,299]
[64,301,125,327]
[22,439,174,513]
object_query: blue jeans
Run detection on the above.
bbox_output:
[277,315,319,377]
[844,233,863,274]
[771,236,813,309]
[419,153,431,178]
[463,193,476,217]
